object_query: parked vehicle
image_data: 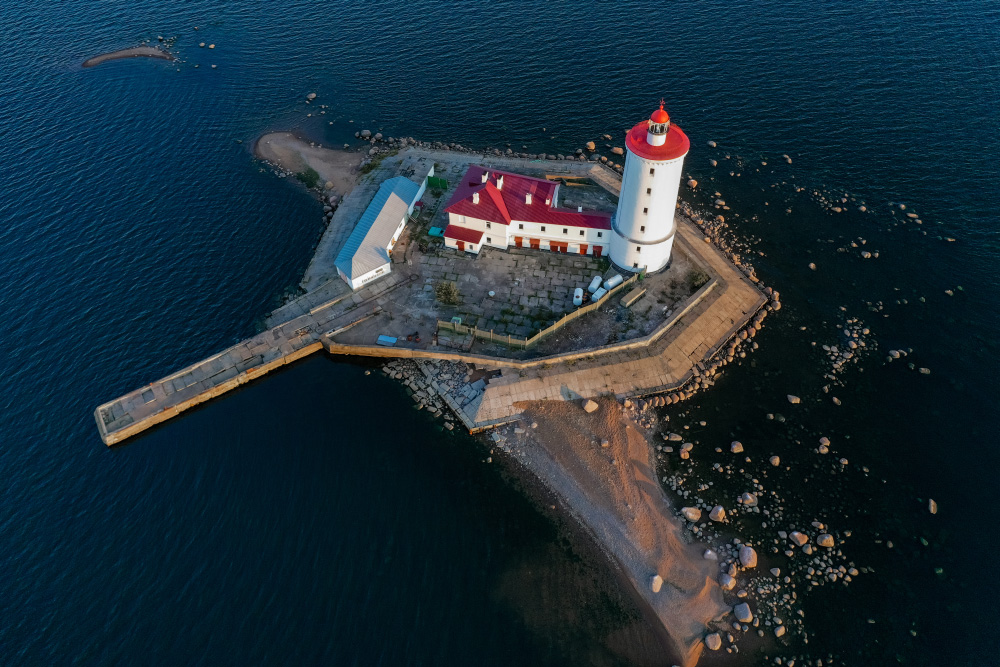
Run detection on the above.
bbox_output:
[573,287,584,306]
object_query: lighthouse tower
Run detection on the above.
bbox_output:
[610,101,690,274]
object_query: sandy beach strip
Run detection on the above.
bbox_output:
[254,132,363,197]
[82,46,175,68]
[511,399,727,666]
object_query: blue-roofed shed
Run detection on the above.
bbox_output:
[335,167,432,289]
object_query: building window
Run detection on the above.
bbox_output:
[633,262,639,268]
[486,237,492,243]
[636,246,641,252]
[541,226,546,232]
[649,168,655,175]
[597,232,603,238]
[518,223,523,229]
[579,230,584,236]
[640,225,645,232]
[646,188,651,194]
[486,222,491,229]
[563,228,568,234]
[643,208,648,214]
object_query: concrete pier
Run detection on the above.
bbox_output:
[94,148,767,446]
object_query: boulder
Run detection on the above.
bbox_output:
[681,507,702,522]
[817,534,835,548]
[360,129,372,138]
[769,455,781,467]
[708,140,717,147]
[733,602,753,623]
[740,492,758,507]
[928,498,938,514]
[719,573,736,591]
[739,546,758,568]
[611,146,624,155]
[306,92,317,100]
[687,179,698,189]
[787,394,801,404]
[774,625,786,638]
[704,549,719,561]
[709,505,726,522]
[731,440,744,453]
[585,141,596,151]
[705,633,722,651]
[789,531,808,546]
[650,574,663,593]
[581,399,598,413]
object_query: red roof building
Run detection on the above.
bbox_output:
[442,165,612,257]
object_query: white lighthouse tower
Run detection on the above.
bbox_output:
[610,101,690,274]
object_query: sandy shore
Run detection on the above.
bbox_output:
[254,132,363,197]
[508,399,727,666]
[82,46,174,68]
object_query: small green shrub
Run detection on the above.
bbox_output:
[688,269,710,290]
[435,280,461,305]
[296,167,320,189]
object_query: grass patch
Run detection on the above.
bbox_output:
[295,167,320,189]
[687,269,710,290]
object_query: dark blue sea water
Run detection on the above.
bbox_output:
[1,1,998,664]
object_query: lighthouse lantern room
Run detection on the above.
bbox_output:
[609,100,690,274]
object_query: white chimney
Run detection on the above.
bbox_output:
[496,175,504,190]
[525,192,532,205]
[481,170,489,183]
[472,192,480,204]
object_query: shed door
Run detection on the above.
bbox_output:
[579,244,588,255]
[593,245,603,258]
[457,240,465,251]
[530,238,540,250]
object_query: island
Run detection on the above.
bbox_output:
[94,103,786,665]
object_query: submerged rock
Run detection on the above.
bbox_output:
[789,531,809,546]
[681,507,702,522]
[739,546,758,568]
[734,602,753,623]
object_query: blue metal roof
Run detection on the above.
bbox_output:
[335,176,420,280]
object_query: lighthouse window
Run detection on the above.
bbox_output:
[649,168,655,175]
[643,208,648,214]
[636,246,641,252]
[633,262,639,268]
[640,226,645,232]
[646,188,651,194]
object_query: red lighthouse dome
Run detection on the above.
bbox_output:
[650,101,670,124]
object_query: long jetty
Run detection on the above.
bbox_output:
[95,148,768,446]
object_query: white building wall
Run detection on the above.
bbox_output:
[610,149,686,273]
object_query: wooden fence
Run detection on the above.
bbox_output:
[437,274,639,350]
